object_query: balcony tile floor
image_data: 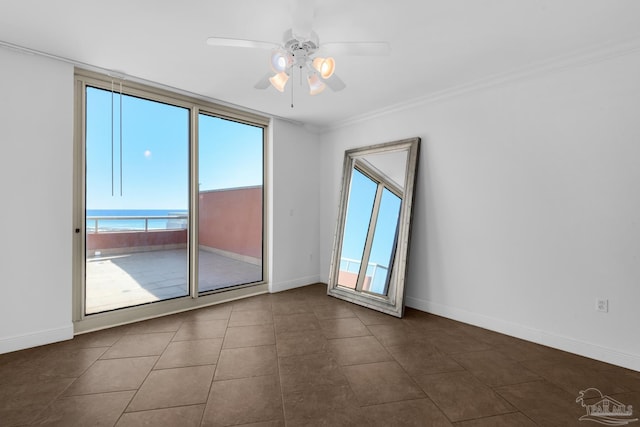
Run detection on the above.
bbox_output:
[86,249,261,313]
[2,283,639,426]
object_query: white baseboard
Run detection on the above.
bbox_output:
[405,295,640,372]
[270,275,321,293]
[0,324,74,354]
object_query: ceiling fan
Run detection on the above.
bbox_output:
[206,0,390,96]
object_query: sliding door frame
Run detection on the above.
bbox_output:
[72,69,270,334]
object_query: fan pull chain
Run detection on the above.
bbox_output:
[119,81,123,196]
[111,80,114,197]
[291,68,294,108]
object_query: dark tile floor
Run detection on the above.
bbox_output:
[1,283,639,426]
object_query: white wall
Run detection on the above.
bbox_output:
[319,51,640,371]
[0,48,323,353]
[3,41,636,370]
[0,48,74,352]
[269,120,321,292]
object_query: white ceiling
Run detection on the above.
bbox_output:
[2,1,640,129]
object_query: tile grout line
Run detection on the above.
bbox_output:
[272,302,290,426]
[116,327,180,421]
[363,322,459,424]
[196,308,230,427]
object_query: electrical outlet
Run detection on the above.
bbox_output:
[596,298,608,313]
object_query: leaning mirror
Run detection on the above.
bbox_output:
[327,137,420,317]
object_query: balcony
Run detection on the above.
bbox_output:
[85,187,263,314]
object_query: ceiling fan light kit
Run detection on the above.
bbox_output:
[312,56,335,79]
[206,1,390,98]
[269,71,289,92]
[261,30,337,96]
[270,49,292,74]
[307,73,326,95]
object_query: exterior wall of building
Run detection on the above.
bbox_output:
[198,186,262,259]
[85,187,262,259]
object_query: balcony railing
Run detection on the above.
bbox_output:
[339,257,389,294]
[86,214,188,233]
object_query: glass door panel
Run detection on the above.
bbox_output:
[85,86,189,314]
[197,114,264,293]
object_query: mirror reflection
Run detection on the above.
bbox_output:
[337,161,404,296]
[328,138,420,317]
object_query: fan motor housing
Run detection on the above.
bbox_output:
[283,29,319,64]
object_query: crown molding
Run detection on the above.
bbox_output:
[322,36,640,133]
[0,39,303,128]
[5,36,640,137]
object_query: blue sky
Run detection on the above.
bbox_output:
[341,169,377,265]
[85,86,263,210]
[198,114,263,192]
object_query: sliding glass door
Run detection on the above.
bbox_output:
[77,73,267,321]
[197,114,264,293]
[84,86,190,314]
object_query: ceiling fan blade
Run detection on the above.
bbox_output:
[206,37,279,50]
[321,42,391,56]
[324,74,346,92]
[254,73,272,90]
[291,0,315,40]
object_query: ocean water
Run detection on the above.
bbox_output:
[86,209,188,232]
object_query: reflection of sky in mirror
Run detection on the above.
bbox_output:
[340,167,402,295]
[368,188,401,294]
[340,169,376,272]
